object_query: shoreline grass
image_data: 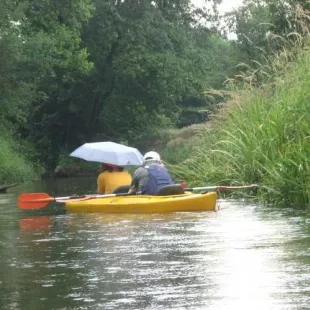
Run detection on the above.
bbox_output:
[168,46,310,207]
[0,133,42,184]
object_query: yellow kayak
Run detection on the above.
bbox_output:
[65,192,218,213]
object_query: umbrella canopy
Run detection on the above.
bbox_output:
[70,142,144,166]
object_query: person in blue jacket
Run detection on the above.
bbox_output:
[128,151,173,195]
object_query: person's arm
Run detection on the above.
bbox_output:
[128,168,141,193]
[128,176,138,194]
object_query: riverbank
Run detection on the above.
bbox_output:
[168,45,310,208]
[0,133,42,184]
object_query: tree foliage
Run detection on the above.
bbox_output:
[1,0,249,169]
[226,0,310,61]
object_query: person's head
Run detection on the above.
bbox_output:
[100,163,124,173]
[143,151,161,165]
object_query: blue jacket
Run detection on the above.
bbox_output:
[142,163,173,195]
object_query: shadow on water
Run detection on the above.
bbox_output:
[1,178,310,309]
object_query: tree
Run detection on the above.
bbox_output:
[1,0,249,169]
[17,0,95,166]
[226,0,310,61]
[70,0,237,144]
[0,0,34,129]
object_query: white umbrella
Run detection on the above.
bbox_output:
[70,142,144,166]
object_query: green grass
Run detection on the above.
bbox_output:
[0,133,43,184]
[168,46,310,207]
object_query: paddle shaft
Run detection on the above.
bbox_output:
[54,193,124,202]
[185,184,258,191]
[54,192,137,203]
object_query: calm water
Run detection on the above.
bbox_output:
[1,177,310,309]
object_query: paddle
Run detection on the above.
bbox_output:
[184,184,258,191]
[18,192,135,210]
[18,184,258,210]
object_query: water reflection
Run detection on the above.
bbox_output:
[19,216,54,232]
[0,180,310,309]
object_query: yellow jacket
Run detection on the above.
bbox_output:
[97,170,132,194]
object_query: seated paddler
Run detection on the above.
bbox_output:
[128,151,174,195]
[97,163,132,194]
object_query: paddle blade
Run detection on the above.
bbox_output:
[18,193,55,209]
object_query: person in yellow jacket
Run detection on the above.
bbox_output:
[97,163,132,194]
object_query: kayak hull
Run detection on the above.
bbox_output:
[65,192,218,213]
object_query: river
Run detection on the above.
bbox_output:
[0,177,310,309]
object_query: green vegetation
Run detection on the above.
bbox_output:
[1,0,245,183]
[0,133,42,184]
[169,40,310,207]
[2,0,310,208]
[162,0,310,208]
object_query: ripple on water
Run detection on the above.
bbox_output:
[1,196,310,309]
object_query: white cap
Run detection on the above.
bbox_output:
[143,151,161,163]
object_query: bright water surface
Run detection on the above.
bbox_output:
[1,177,310,309]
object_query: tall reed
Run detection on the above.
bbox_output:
[171,48,310,207]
